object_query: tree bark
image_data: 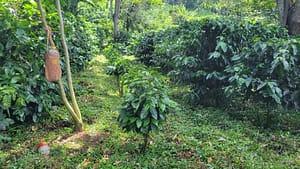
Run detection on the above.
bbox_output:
[287,0,300,35]
[113,0,121,41]
[276,0,291,26]
[277,0,300,35]
[56,0,84,131]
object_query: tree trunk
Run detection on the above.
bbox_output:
[71,0,80,15]
[56,0,84,131]
[113,0,121,41]
[277,0,300,35]
[287,0,300,35]
[276,0,291,26]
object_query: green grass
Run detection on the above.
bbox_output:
[1,56,299,168]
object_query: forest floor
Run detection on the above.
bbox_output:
[1,56,300,168]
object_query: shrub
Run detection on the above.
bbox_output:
[118,65,177,151]
[132,17,300,111]
[105,57,132,96]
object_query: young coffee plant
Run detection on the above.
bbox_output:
[105,57,131,96]
[118,65,177,152]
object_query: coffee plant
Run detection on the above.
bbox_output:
[118,65,177,151]
[133,17,300,110]
[105,57,132,96]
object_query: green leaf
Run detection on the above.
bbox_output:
[143,118,150,127]
[218,41,227,53]
[158,103,166,112]
[140,106,149,119]
[16,28,26,41]
[291,44,298,56]
[6,39,14,50]
[32,113,37,123]
[257,82,266,90]
[282,59,290,71]
[152,119,159,126]
[259,43,267,51]
[131,101,140,111]
[0,115,14,130]
[150,107,158,120]
[136,119,142,128]
[15,97,26,107]
[231,55,240,61]
[159,113,166,121]
[38,104,43,113]
[151,123,159,132]
[275,87,282,97]
[2,95,11,110]
[245,77,252,88]
[10,77,20,84]
[209,51,221,59]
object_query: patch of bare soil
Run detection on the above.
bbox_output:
[56,131,110,148]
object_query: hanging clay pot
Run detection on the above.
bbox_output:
[44,49,62,82]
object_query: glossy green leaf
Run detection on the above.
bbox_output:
[150,107,158,120]
[136,119,142,128]
[140,106,149,119]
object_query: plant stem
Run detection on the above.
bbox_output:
[142,134,149,152]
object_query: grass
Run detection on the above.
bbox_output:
[1,55,300,168]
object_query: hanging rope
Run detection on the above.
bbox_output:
[46,26,56,49]
[37,1,55,49]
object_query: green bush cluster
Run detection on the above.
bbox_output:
[0,0,96,133]
[133,17,300,110]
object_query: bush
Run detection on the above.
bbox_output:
[105,57,132,96]
[132,17,300,111]
[118,65,177,151]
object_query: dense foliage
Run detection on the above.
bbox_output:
[0,0,96,133]
[2,56,298,168]
[133,18,300,110]
[1,0,299,167]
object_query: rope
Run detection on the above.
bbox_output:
[37,0,56,49]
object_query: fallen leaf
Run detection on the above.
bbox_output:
[31,126,38,132]
[207,157,213,163]
[103,154,109,160]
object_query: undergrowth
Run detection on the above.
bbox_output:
[0,56,299,168]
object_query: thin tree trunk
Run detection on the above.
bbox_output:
[141,133,149,153]
[276,0,291,26]
[277,0,300,35]
[113,0,121,41]
[71,0,80,15]
[55,0,83,131]
[287,0,300,35]
[37,0,83,131]
[58,80,83,130]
